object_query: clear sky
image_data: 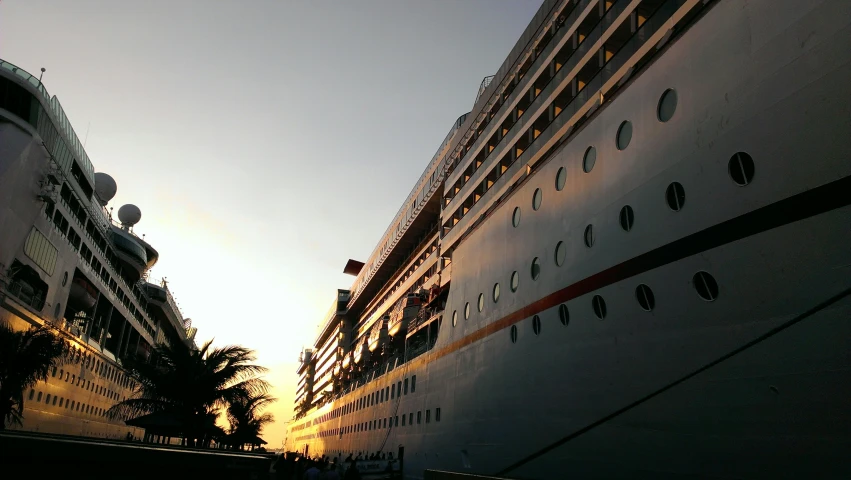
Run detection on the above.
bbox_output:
[1,0,540,448]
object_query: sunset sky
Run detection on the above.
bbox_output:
[0,0,539,448]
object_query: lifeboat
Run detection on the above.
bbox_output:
[341,353,352,369]
[368,315,389,352]
[332,362,341,377]
[67,276,97,311]
[387,293,423,337]
[353,340,370,364]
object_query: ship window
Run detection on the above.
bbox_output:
[616,121,632,150]
[398,381,402,397]
[584,224,594,247]
[532,188,542,211]
[583,146,596,173]
[693,271,719,301]
[62,271,68,286]
[558,304,569,326]
[380,390,384,402]
[555,241,566,266]
[391,386,395,399]
[52,367,57,377]
[409,413,414,425]
[619,205,635,232]
[452,310,457,327]
[531,257,541,280]
[510,325,518,343]
[426,410,431,423]
[37,392,42,402]
[512,207,521,228]
[477,293,484,312]
[404,378,409,395]
[666,182,686,211]
[59,398,64,407]
[555,167,566,191]
[657,89,677,122]
[383,418,387,428]
[29,390,35,400]
[436,408,441,422]
[417,411,422,424]
[493,283,500,303]
[464,302,470,320]
[532,315,541,335]
[386,386,390,400]
[402,414,406,426]
[636,284,655,311]
[592,295,607,319]
[395,416,399,427]
[728,152,755,186]
[411,375,417,393]
[52,396,57,405]
[510,271,519,292]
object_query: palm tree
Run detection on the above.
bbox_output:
[107,339,269,445]
[0,322,66,429]
[226,392,275,450]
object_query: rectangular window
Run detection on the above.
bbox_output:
[380,389,384,403]
[397,381,402,396]
[411,375,417,393]
[426,410,431,423]
[385,386,390,401]
[395,416,399,427]
[436,408,441,422]
[417,411,422,424]
[391,386,395,399]
[409,413,414,425]
[23,227,58,275]
[402,414,406,426]
[383,418,387,428]
[404,378,409,395]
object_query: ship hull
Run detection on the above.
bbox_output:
[288,0,851,477]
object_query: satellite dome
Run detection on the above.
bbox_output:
[117,204,142,226]
[94,172,117,205]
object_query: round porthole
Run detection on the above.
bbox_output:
[616,121,632,150]
[657,88,678,122]
[558,304,569,326]
[583,146,596,173]
[464,302,470,320]
[477,293,484,312]
[512,207,521,227]
[532,315,541,335]
[554,241,566,267]
[555,167,566,191]
[531,257,541,280]
[592,295,607,319]
[693,271,719,301]
[54,302,62,319]
[665,182,686,211]
[493,283,500,303]
[62,272,68,287]
[728,152,755,186]
[584,224,594,247]
[532,188,542,211]
[510,271,519,292]
[510,325,518,343]
[619,205,634,232]
[635,284,655,311]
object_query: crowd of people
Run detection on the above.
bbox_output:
[272,451,399,480]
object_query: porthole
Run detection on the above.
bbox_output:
[665,182,686,211]
[657,88,677,122]
[583,224,594,247]
[62,271,68,286]
[531,257,541,280]
[555,167,566,191]
[510,325,518,343]
[554,241,566,267]
[532,188,542,211]
[464,302,470,320]
[492,283,500,303]
[635,284,655,311]
[532,315,541,335]
[512,207,521,227]
[592,295,607,319]
[452,310,457,327]
[616,121,632,150]
[728,152,755,186]
[510,271,519,292]
[558,304,569,326]
[477,293,484,312]
[619,205,634,232]
[693,271,719,301]
[54,302,62,318]
[583,146,596,173]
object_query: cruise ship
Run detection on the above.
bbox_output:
[287,0,851,477]
[0,59,197,438]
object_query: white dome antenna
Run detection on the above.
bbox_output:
[117,204,142,229]
[94,172,117,205]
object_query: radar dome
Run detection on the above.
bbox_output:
[94,172,117,205]
[117,204,142,226]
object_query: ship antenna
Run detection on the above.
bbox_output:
[38,68,45,83]
[83,122,91,148]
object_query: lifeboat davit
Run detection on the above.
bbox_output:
[353,341,370,364]
[368,315,389,352]
[67,276,97,311]
[388,293,423,337]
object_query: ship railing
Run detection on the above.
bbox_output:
[5,280,46,311]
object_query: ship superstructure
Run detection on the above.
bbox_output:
[289,0,851,477]
[0,59,198,438]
